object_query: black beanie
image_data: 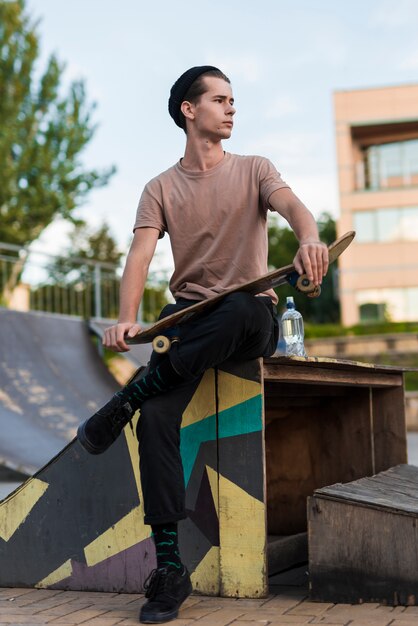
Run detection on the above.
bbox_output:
[168,65,221,128]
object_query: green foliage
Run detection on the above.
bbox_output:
[141,287,170,323]
[268,212,340,323]
[304,324,418,390]
[71,223,123,265]
[40,223,169,321]
[350,321,418,335]
[47,222,122,284]
[0,0,115,252]
[351,352,418,392]
[406,371,418,392]
[304,323,346,338]
[305,320,418,339]
[29,223,122,319]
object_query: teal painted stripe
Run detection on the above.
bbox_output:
[218,394,263,439]
[180,413,217,486]
[180,394,262,486]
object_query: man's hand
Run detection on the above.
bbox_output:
[268,188,330,285]
[103,322,142,352]
[293,241,329,287]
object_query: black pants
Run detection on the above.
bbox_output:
[136,292,278,525]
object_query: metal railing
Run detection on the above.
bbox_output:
[0,241,170,321]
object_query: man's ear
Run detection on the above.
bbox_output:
[181,100,195,122]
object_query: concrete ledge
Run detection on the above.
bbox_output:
[305,333,418,358]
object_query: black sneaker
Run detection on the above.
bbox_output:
[139,566,192,624]
[77,394,134,455]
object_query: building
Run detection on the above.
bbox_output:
[334,83,418,326]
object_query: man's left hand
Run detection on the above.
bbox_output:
[293,241,329,286]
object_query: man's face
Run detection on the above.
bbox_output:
[188,77,236,139]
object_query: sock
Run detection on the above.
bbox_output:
[151,522,183,572]
[118,358,184,411]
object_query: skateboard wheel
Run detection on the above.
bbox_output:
[296,274,314,293]
[308,286,321,298]
[153,335,171,353]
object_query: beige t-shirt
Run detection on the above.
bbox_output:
[134,152,290,304]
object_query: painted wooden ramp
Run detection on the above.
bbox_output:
[0,357,267,597]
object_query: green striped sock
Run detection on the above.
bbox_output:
[117,358,183,410]
[151,522,183,572]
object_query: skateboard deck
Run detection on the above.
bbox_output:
[126,231,355,353]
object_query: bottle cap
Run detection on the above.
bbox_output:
[286,296,294,304]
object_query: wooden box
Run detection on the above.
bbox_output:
[0,356,409,598]
[308,464,418,606]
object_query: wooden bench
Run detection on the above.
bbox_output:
[309,464,418,606]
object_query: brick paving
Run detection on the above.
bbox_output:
[0,568,415,626]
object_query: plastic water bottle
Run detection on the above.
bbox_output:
[280,296,307,357]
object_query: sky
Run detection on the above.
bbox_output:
[26,0,418,275]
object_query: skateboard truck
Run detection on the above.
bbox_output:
[287,271,321,298]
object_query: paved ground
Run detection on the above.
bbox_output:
[0,567,416,626]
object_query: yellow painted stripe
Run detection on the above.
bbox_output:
[0,478,49,541]
[217,371,261,414]
[205,465,219,515]
[124,410,142,499]
[84,505,150,567]
[182,369,216,428]
[191,545,220,596]
[35,559,72,588]
[218,471,267,598]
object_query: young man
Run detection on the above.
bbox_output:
[78,66,328,624]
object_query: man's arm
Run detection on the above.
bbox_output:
[269,187,329,286]
[103,227,160,352]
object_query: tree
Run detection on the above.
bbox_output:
[40,223,169,321]
[36,223,123,319]
[48,222,123,283]
[268,213,340,323]
[0,0,115,300]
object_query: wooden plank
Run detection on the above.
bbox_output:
[372,385,407,472]
[315,465,418,515]
[265,387,373,535]
[264,383,362,419]
[217,358,268,598]
[264,382,350,397]
[267,533,307,575]
[309,495,418,605]
[180,370,220,596]
[263,363,403,388]
[264,355,409,374]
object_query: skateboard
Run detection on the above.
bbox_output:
[126,231,355,353]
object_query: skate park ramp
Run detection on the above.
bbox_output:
[0,356,266,594]
[0,309,120,475]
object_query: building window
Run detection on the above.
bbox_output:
[357,288,418,322]
[354,206,418,242]
[359,302,387,323]
[362,138,418,190]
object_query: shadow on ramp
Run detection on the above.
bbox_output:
[0,309,120,475]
